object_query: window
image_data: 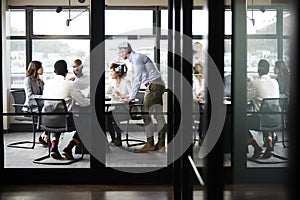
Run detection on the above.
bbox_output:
[247,10,277,35]
[33,9,89,35]
[32,39,90,81]
[8,40,26,88]
[105,10,153,35]
[6,9,26,36]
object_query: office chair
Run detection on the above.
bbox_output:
[247,97,288,163]
[33,98,84,165]
[122,90,147,147]
[7,89,38,149]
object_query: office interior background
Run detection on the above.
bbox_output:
[1,0,299,200]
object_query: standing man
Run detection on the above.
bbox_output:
[118,42,166,153]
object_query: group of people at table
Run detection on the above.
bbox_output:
[21,39,289,160]
[22,42,167,160]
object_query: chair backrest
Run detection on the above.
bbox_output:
[259,97,288,128]
[129,91,145,120]
[35,98,75,132]
[10,89,32,121]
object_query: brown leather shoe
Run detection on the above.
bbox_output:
[134,143,155,153]
[155,143,166,152]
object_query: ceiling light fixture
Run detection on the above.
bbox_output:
[57,0,88,26]
[247,0,255,26]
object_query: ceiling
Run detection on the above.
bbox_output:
[6,0,288,7]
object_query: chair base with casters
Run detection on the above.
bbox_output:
[247,97,288,163]
[6,116,38,149]
[32,98,85,165]
[33,133,84,165]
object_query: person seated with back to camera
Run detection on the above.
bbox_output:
[247,59,280,159]
[42,60,90,159]
[105,62,132,146]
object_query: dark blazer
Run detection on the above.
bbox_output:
[24,76,44,106]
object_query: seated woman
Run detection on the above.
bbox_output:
[106,62,132,146]
[23,60,48,146]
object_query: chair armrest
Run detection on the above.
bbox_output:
[12,103,33,112]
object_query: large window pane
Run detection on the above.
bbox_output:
[6,10,26,36]
[224,39,232,73]
[33,9,89,35]
[225,10,232,35]
[192,10,208,35]
[32,39,90,81]
[247,10,276,34]
[247,39,277,72]
[8,40,26,88]
[283,10,291,35]
[105,10,153,35]
[161,10,168,35]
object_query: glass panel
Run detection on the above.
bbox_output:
[247,10,276,34]
[32,39,90,81]
[8,40,26,88]
[105,10,153,35]
[33,9,89,35]
[225,10,232,35]
[192,10,208,35]
[161,10,168,35]
[104,38,168,168]
[6,10,26,36]
[247,39,277,73]
[283,11,291,35]
[224,39,232,73]
[160,39,168,87]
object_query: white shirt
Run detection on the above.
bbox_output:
[73,74,90,97]
[247,74,279,110]
[193,75,205,98]
[43,75,90,111]
[106,78,132,97]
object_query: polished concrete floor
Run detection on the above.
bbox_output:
[0,184,288,200]
[3,130,288,168]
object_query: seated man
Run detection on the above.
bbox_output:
[42,60,90,159]
[247,59,280,159]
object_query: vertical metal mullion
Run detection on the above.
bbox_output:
[155,7,161,67]
[90,0,105,169]
[26,7,33,66]
[232,0,248,183]
[0,0,4,172]
[173,0,182,198]
[167,0,174,168]
[206,0,225,199]
[181,0,193,199]
[277,8,283,60]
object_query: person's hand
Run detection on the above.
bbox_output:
[120,96,133,102]
[115,91,121,97]
[69,77,76,81]
[194,96,205,103]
